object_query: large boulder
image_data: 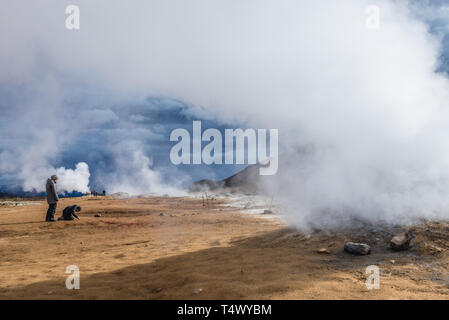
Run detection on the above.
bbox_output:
[344,242,371,255]
[390,229,415,251]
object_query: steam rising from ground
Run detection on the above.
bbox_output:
[22,162,90,194]
[2,1,449,225]
[96,142,185,196]
[55,163,91,194]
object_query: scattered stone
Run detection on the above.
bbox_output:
[263,210,273,215]
[159,213,165,216]
[94,213,101,217]
[344,242,371,255]
[390,229,415,251]
[192,288,203,295]
[390,260,396,264]
[317,248,330,254]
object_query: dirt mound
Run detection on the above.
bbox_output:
[189,164,267,193]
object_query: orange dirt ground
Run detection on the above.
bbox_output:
[1,196,449,299]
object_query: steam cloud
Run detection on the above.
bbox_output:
[22,162,90,194]
[1,0,449,226]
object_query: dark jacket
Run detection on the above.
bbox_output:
[62,205,80,220]
[46,178,59,204]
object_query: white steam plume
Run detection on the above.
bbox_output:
[22,162,90,194]
[2,1,449,226]
[55,162,90,194]
[97,141,186,196]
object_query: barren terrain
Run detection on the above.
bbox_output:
[1,195,449,299]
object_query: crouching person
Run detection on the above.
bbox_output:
[58,205,81,221]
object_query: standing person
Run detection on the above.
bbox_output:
[102,190,106,197]
[45,175,59,222]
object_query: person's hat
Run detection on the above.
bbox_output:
[76,206,82,211]
[51,175,58,181]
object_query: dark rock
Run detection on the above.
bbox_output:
[94,213,101,217]
[344,242,371,255]
[263,210,273,214]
